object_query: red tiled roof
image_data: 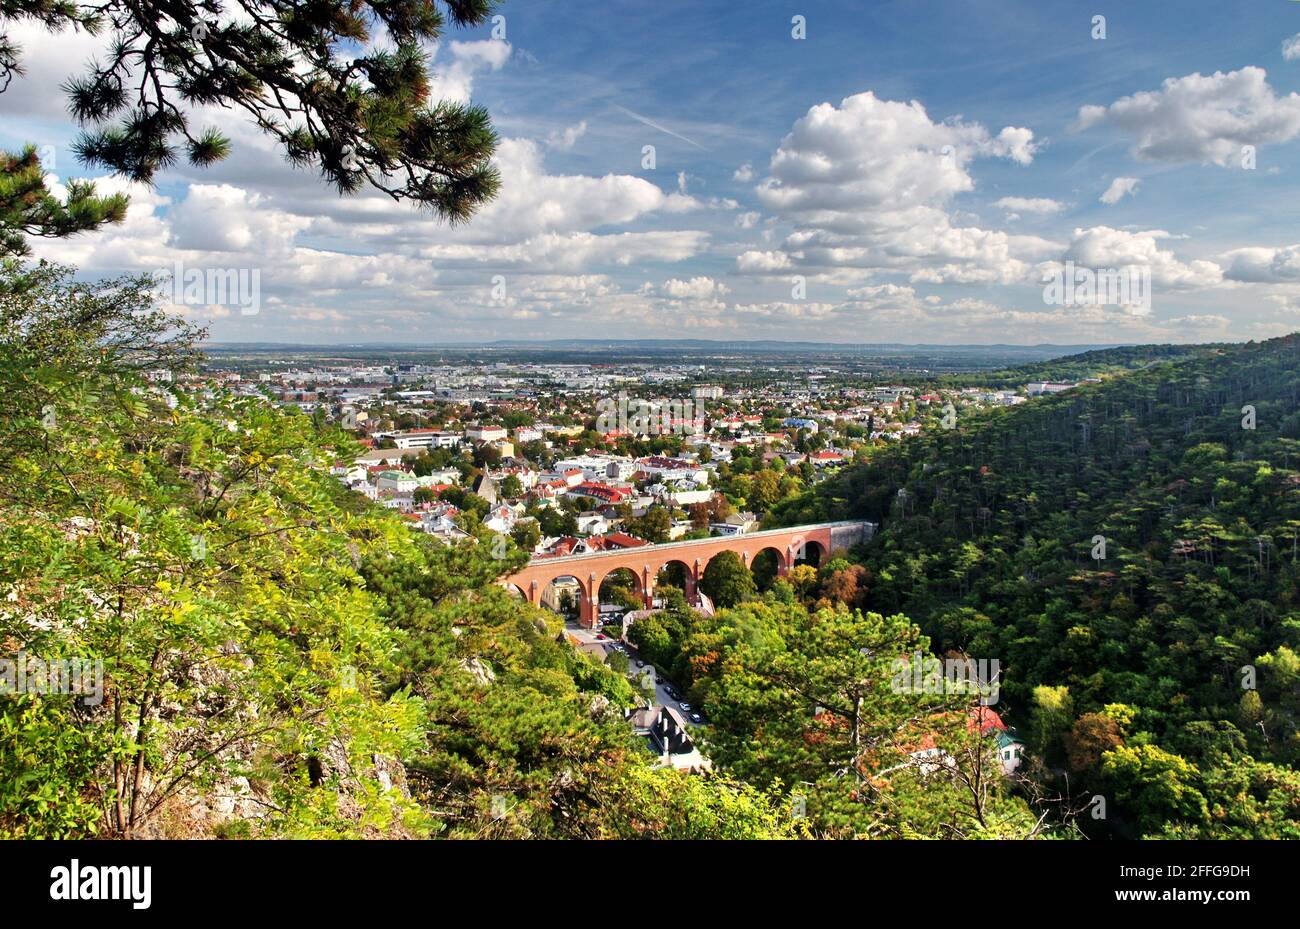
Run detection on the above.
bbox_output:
[594,532,648,549]
[568,483,632,503]
[968,706,1006,735]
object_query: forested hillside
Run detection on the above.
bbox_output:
[936,343,1218,389]
[0,266,791,839]
[772,335,1300,837]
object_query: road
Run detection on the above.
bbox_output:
[563,621,701,727]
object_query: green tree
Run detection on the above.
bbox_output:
[700,551,756,608]
[0,261,801,841]
[749,469,781,513]
[1,0,501,231]
[697,601,1040,837]
[1029,685,1074,766]
[1,265,427,837]
[0,146,128,258]
[787,563,818,601]
[627,505,672,544]
[537,506,577,538]
[510,519,541,554]
[1102,744,1208,836]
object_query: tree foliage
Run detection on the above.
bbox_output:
[0,263,789,838]
[770,334,1300,836]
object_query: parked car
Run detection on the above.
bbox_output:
[689,713,704,724]
[678,702,691,712]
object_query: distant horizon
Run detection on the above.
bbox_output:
[201,337,1141,350]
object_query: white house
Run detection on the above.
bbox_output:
[466,425,508,443]
[629,706,711,774]
[576,512,610,535]
[389,429,461,450]
[375,470,418,494]
[482,503,521,534]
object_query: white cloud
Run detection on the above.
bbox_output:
[741,91,1045,284]
[25,132,714,334]
[661,276,729,300]
[434,138,701,242]
[736,250,794,272]
[427,39,512,103]
[1099,177,1140,205]
[994,196,1065,215]
[991,126,1038,166]
[1284,34,1300,61]
[169,184,311,253]
[421,230,709,271]
[1074,67,1300,166]
[545,120,588,151]
[1221,244,1300,282]
[0,21,110,117]
[733,163,755,182]
[1165,314,1231,329]
[1056,226,1223,290]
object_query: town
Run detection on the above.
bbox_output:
[189,350,1082,561]
[158,346,1081,770]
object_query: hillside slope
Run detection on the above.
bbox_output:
[773,335,1300,836]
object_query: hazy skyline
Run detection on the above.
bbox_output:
[8,0,1300,344]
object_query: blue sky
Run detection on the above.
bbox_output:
[7,0,1300,343]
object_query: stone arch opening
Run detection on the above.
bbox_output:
[540,574,585,622]
[655,559,691,594]
[750,546,785,591]
[503,582,529,601]
[794,538,826,568]
[598,567,642,614]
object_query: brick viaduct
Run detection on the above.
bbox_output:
[503,521,874,627]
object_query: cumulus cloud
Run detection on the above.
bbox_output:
[169,184,311,253]
[11,21,1291,344]
[429,138,702,242]
[26,133,714,337]
[0,20,111,117]
[661,276,730,300]
[718,283,1215,344]
[1099,177,1140,205]
[1166,314,1231,329]
[739,91,1046,284]
[1074,67,1300,166]
[1220,244,1300,282]
[732,301,840,320]
[1055,226,1223,290]
[736,250,794,272]
[1284,34,1300,61]
[422,229,710,271]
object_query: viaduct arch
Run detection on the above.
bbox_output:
[504,521,874,627]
